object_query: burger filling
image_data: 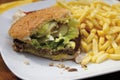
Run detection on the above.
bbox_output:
[13,18,80,60]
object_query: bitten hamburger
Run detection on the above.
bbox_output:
[9,6,80,60]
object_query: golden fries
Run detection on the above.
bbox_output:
[109,54,120,60]
[56,0,120,65]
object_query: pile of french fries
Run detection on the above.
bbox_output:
[57,0,120,65]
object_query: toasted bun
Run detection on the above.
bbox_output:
[9,6,70,40]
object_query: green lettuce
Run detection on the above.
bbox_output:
[30,18,79,50]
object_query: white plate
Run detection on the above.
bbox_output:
[0,0,120,80]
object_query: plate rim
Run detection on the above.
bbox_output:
[0,0,120,80]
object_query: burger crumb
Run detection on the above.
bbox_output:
[65,67,70,70]
[81,64,87,70]
[48,62,78,72]
[56,63,65,68]
[49,62,54,66]
[24,61,30,65]
[68,68,78,72]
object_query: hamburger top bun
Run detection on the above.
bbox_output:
[9,6,70,40]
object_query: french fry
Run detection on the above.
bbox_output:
[91,51,104,63]
[99,37,105,48]
[106,47,114,54]
[86,32,95,43]
[92,38,98,54]
[86,20,94,29]
[80,23,86,29]
[81,40,88,52]
[90,18,102,29]
[115,33,120,43]
[99,41,111,51]
[109,54,120,60]
[87,43,92,52]
[102,6,111,11]
[81,55,92,65]
[81,29,89,37]
[109,27,120,34]
[96,53,108,63]
[79,6,90,23]
[103,23,109,34]
[97,30,105,36]
[112,41,120,54]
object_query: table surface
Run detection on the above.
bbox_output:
[0,0,120,80]
[0,0,16,4]
[0,55,20,80]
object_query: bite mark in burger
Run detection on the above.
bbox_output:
[9,6,80,60]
